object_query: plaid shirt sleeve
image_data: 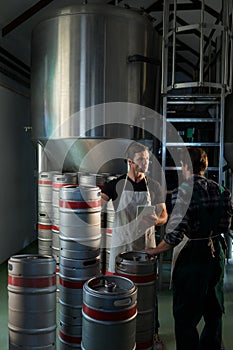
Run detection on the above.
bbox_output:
[164,183,192,246]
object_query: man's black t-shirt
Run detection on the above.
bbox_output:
[102,174,165,211]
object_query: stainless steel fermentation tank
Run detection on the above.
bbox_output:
[31,3,161,173]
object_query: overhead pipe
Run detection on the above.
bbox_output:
[2,0,55,36]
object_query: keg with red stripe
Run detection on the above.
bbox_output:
[81,275,137,350]
[38,223,53,256]
[104,199,115,274]
[8,255,56,349]
[115,251,157,350]
[52,224,60,263]
[52,173,77,227]
[100,175,117,274]
[38,171,58,224]
[59,185,101,245]
[38,171,57,255]
[38,171,54,204]
[59,265,100,350]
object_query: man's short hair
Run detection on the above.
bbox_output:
[125,141,149,160]
[182,147,208,175]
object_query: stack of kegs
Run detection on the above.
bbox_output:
[59,185,102,349]
[37,171,54,255]
[52,173,77,301]
[115,251,157,350]
[81,275,138,350]
[51,173,77,263]
[103,200,115,274]
[8,254,57,350]
[101,175,117,274]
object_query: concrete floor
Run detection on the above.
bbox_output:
[1,241,233,350]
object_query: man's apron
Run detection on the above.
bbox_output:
[170,233,225,314]
[170,235,189,284]
[108,176,156,273]
[170,233,218,285]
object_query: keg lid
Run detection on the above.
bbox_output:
[85,275,136,294]
[116,251,155,264]
[115,251,156,276]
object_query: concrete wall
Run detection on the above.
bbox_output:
[0,83,36,264]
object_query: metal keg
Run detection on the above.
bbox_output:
[52,173,77,226]
[81,275,137,350]
[78,173,96,187]
[60,236,100,260]
[38,223,53,255]
[60,256,100,279]
[38,171,54,203]
[102,199,115,274]
[59,185,101,246]
[59,262,100,350]
[115,251,157,350]
[52,225,60,263]
[8,255,57,350]
[38,202,53,224]
[38,171,55,225]
[59,185,101,213]
[59,320,82,349]
[100,175,116,274]
[38,171,59,255]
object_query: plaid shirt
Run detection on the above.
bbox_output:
[165,175,233,246]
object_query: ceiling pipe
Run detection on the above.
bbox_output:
[2,0,55,36]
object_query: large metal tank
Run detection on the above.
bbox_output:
[31,3,159,141]
[30,3,161,172]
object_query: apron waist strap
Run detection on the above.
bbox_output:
[187,233,221,241]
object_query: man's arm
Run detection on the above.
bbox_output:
[145,239,173,256]
[141,202,168,228]
[100,192,110,202]
[155,203,168,226]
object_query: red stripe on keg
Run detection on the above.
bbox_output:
[105,270,115,275]
[59,200,101,209]
[82,303,137,322]
[105,228,112,234]
[38,223,52,230]
[38,180,52,185]
[59,330,81,344]
[8,275,56,288]
[52,225,59,231]
[136,338,154,349]
[59,276,85,289]
[115,272,156,283]
[52,183,74,189]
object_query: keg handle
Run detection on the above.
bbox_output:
[114,298,133,307]
[132,255,141,261]
[115,263,127,271]
[104,280,117,292]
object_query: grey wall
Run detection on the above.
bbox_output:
[0,84,36,264]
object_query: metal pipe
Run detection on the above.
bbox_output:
[161,0,170,94]
[199,0,205,84]
[2,0,55,36]
[172,0,177,88]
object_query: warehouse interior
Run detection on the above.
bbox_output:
[0,0,233,349]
